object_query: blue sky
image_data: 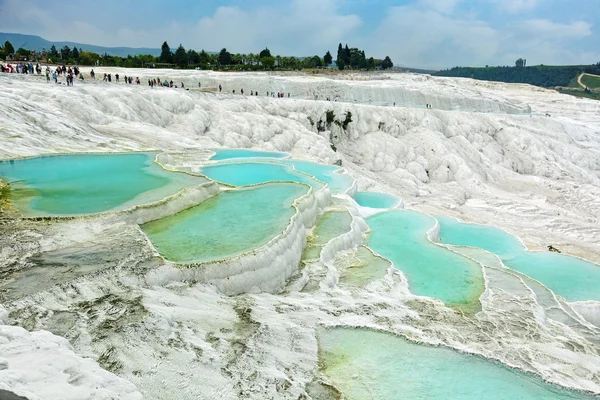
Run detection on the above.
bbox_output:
[1,0,599,69]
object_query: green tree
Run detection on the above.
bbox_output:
[218,48,232,66]
[49,45,59,58]
[336,43,343,68]
[259,47,272,59]
[515,58,525,68]
[16,48,30,57]
[187,49,200,64]
[324,50,333,67]
[72,46,80,60]
[60,45,71,60]
[173,44,187,68]
[381,56,393,70]
[160,41,172,63]
[310,55,322,68]
[261,56,275,69]
[199,50,210,66]
[367,57,375,70]
[4,41,14,54]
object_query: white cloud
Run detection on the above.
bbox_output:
[489,0,541,13]
[368,2,596,69]
[417,0,462,14]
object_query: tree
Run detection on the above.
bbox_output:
[4,41,14,55]
[60,45,71,60]
[382,56,393,70]
[173,44,187,68]
[367,57,375,70]
[259,47,272,59]
[336,43,343,69]
[72,46,80,60]
[309,55,322,68]
[324,50,333,67]
[261,56,275,69]
[160,41,172,63]
[49,45,59,58]
[199,50,210,66]
[515,58,525,68]
[218,48,232,66]
[187,49,200,65]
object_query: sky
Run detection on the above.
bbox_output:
[0,0,599,69]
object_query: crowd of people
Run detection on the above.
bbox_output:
[1,63,296,98]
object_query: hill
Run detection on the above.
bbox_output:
[434,64,600,88]
[0,32,161,57]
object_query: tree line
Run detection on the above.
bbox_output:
[435,59,600,88]
[1,40,394,72]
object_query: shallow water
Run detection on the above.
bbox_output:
[0,153,203,216]
[354,191,399,209]
[339,246,390,287]
[141,183,307,263]
[286,160,353,194]
[312,211,353,246]
[201,161,323,189]
[366,210,484,312]
[319,328,597,400]
[209,148,288,160]
[436,216,600,302]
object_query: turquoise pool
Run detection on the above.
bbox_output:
[366,210,484,313]
[319,328,597,400]
[0,153,204,216]
[210,148,288,160]
[201,162,323,189]
[354,191,399,209]
[141,183,308,263]
[436,216,600,302]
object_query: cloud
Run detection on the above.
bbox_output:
[368,2,596,69]
[0,0,362,55]
[489,0,541,13]
[417,0,462,14]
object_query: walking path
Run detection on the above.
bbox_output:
[577,73,600,89]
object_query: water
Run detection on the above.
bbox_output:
[0,153,204,216]
[312,211,353,246]
[287,160,353,194]
[436,216,600,302]
[366,210,484,313]
[319,328,597,400]
[201,162,323,190]
[354,191,399,209]
[141,183,307,263]
[210,148,288,161]
[339,246,390,287]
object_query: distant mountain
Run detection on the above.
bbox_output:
[0,32,161,57]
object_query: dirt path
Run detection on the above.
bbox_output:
[577,73,600,89]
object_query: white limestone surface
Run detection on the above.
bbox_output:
[1,69,600,399]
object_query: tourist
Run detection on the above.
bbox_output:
[219,84,222,92]
[90,69,95,79]
[181,82,185,89]
[103,73,108,82]
[115,73,119,82]
[108,73,112,82]
[241,88,244,95]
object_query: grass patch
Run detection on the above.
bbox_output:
[556,88,600,101]
[581,74,600,89]
[568,75,581,88]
